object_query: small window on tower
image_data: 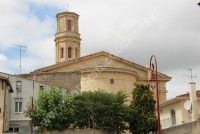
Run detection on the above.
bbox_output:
[61,47,64,58]
[68,47,72,58]
[75,48,78,58]
[67,20,72,31]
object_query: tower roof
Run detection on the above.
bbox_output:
[56,11,79,18]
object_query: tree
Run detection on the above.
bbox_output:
[73,90,128,133]
[25,87,74,130]
[127,84,156,134]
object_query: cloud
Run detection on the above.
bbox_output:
[0,54,7,61]
[0,0,200,98]
[0,0,56,74]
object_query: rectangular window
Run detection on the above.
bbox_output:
[15,102,18,113]
[170,109,176,126]
[16,80,22,93]
[9,128,13,132]
[9,128,19,132]
[15,101,22,113]
[14,128,19,132]
[19,102,22,112]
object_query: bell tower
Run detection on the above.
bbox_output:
[55,11,81,63]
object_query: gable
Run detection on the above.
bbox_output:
[43,55,138,73]
[32,51,171,81]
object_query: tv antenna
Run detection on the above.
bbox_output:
[67,3,69,12]
[17,45,27,74]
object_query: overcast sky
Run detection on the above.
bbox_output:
[0,0,200,99]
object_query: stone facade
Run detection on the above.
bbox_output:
[31,50,171,103]
[21,72,81,94]
[55,12,81,63]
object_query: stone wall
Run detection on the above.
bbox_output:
[0,79,4,133]
[20,72,81,94]
[162,119,200,134]
[43,128,115,134]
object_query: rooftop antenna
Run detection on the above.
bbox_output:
[17,45,27,74]
[67,3,69,12]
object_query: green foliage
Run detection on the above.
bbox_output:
[73,90,128,133]
[25,88,74,130]
[25,85,156,133]
[127,84,157,134]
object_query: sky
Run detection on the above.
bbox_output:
[0,0,200,99]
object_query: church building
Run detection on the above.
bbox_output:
[22,11,171,103]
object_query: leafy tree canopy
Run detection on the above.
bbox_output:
[25,85,157,133]
[25,88,74,130]
[127,84,157,134]
[73,90,128,133]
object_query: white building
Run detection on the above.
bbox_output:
[0,72,67,133]
[160,82,200,129]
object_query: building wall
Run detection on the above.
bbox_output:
[0,78,12,133]
[161,99,200,129]
[43,128,115,134]
[8,76,67,123]
[162,119,200,134]
[21,72,81,94]
[40,55,168,103]
[81,72,137,100]
[0,79,5,133]
[0,73,69,133]
[160,100,183,129]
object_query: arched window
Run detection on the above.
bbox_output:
[60,47,64,58]
[67,20,72,31]
[68,47,72,58]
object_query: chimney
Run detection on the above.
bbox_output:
[189,82,198,121]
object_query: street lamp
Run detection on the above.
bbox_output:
[149,55,161,134]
